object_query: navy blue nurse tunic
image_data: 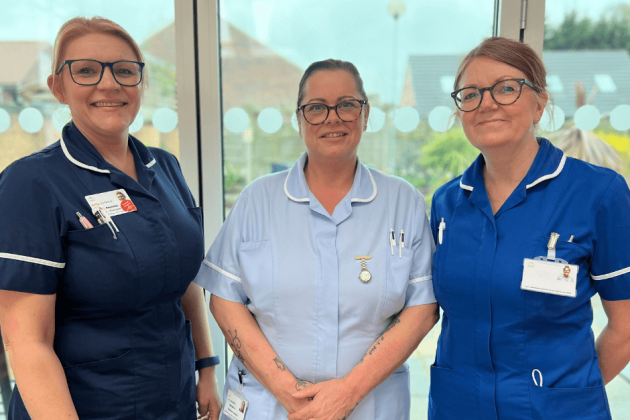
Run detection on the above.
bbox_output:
[0,123,204,419]
[429,139,630,420]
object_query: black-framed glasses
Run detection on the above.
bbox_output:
[297,99,367,125]
[451,78,540,112]
[56,59,145,87]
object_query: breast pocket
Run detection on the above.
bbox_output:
[238,240,274,317]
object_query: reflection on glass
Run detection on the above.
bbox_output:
[0,109,10,133]
[540,105,565,132]
[428,106,454,133]
[257,107,283,133]
[152,107,178,133]
[18,108,44,133]
[574,105,601,131]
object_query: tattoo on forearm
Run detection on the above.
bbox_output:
[295,377,309,391]
[357,316,401,364]
[273,357,287,371]
[227,329,245,365]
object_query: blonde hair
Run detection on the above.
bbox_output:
[51,16,147,88]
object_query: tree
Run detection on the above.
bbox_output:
[544,11,630,53]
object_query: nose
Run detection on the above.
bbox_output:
[98,66,120,90]
[326,106,342,124]
[478,89,497,111]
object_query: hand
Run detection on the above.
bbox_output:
[278,379,314,414]
[196,368,222,420]
[287,379,360,420]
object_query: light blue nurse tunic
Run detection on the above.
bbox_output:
[429,138,630,420]
[195,153,436,420]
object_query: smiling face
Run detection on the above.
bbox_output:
[457,56,546,153]
[564,267,571,278]
[48,32,142,143]
[297,70,369,164]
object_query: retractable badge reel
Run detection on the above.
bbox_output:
[223,370,248,420]
[521,232,578,297]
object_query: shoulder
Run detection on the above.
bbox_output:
[432,175,463,211]
[370,168,423,202]
[563,156,623,199]
[241,170,288,199]
[148,147,180,170]
[1,142,64,183]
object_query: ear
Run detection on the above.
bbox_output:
[535,91,548,120]
[297,110,304,139]
[362,102,370,132]
[48,74,66,104]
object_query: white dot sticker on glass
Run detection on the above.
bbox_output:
[610,105,630,131]
[574,105,601,131]
[129,113,144,133]
[366,106,385,133]
[224,108,250,133]
[152,108,178,133]
[291,113,300,132]
[257,108,283,134]
[393,107,420,133]
[539,105,565,132]
[0,108,10,133]
[19,108,44,133]
[428,106,454,132]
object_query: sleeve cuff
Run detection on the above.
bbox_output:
[193,260,248,304]
[405,277,436,307]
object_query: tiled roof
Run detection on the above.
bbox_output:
[404,50,630,118]
[0,42,51,86]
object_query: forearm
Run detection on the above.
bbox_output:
[344,303,439,400]
[8,342,79,420]
[596,325,630,384]
[210,295,308,407]
[182,282,214,359]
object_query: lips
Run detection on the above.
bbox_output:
[320,132,348,138]
[478,119,505,125]
[92,102,126,107]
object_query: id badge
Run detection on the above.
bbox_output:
[223,389,248,420]
[85,189,137,217]
[521,258,578,297]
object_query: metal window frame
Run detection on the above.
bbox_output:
[499,0,546,56]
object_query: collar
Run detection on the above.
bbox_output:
[283,152,377,203]
[459,138,566,192]
[60,122,156,173]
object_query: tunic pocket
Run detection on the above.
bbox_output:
[528,384,611,420]
[64,348,136,419]
[429,365,476,420]
[381,246,414,318]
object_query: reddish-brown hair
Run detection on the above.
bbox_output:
[51,16,146,87]
[454,37,546,96]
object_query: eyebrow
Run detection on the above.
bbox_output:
[306,95,357,104]
[462,75,519,88]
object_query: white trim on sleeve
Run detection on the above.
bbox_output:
[591,266,630,281]
[0,253,65,269]
[409,275,432,284]
[203,260,242,283]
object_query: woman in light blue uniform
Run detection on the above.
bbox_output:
[429,37,630,420]
[194,59,439,420]
[0,17,221,420]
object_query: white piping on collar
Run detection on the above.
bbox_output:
[459,178,473,191]
[284,165,310,202]
[146,158,156,168]
[60,138,111,174]
[351,169,377,203]
[526,154,566,189]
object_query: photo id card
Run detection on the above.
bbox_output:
[521,258,578,297]
[85,189,137,217]
[223,389,248,420]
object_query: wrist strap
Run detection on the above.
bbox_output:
[195,356,220,371]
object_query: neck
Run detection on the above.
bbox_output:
[482,135,539,188]
[304,154,357,215]
[74,122,138,181]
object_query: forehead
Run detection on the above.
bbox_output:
[63,33,138,62]
[461,56,527,87]
[303,70,359,102]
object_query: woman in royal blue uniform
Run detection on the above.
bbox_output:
[0,17,221,420]
[429,37,630,420]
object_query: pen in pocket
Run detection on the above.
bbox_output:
[76,212,93,229]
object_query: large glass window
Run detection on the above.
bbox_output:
[544,1,630,417]
[219,2,496,418]
[0,2,179,416]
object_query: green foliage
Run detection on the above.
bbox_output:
[224,162,245,192]
[146,57,176,99]
[544,11,630,53]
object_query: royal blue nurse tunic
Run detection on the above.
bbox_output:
[195,153,436,420]
[428,138,630,420]
[0,123,204,419]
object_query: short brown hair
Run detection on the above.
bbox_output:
[454,37,546,95]
[51,16,146,87]
[297,59,367,109]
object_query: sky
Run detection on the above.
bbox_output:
[0,0,627,103]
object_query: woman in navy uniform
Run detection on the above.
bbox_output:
[428,37,630,420]
[0,17,221,420]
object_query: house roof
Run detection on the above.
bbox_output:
[0,41,51,86]
[404,50,630,118]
